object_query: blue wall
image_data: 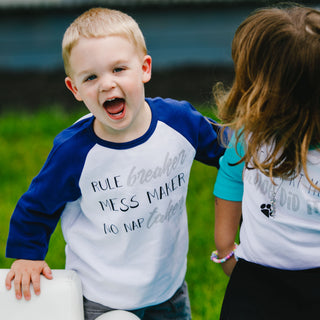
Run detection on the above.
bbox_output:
[0,6,255,71]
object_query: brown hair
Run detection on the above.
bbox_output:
[62,8,147,76]
[214,5,320,186]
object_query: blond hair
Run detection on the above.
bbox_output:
[214,5,320,186]
[62,7,147,76]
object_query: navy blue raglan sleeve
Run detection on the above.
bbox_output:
[193,114,227,166]
[148,97,227,167]
[6,119,94,260]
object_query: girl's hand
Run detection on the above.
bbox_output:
[221,256,237,276]
[5,259,52,300]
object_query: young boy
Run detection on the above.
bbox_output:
[5,8,225,320]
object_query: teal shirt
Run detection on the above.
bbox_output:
[213,134,245,201]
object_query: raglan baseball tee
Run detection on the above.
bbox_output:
[6,97,225,309]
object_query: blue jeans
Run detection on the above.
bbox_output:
[83,281,191,320]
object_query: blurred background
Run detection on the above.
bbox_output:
[1,2,320,317]
[1,0,319,112]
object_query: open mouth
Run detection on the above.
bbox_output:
[103,98,126,120]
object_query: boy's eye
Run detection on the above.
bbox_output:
[85,75,97,82]
[114,67,124,73]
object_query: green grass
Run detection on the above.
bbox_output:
[0,107,228,319]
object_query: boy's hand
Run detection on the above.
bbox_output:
[5,259,53,300]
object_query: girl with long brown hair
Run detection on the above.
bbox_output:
[212,4,320,319]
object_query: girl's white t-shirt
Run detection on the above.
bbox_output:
[214,136,320,270]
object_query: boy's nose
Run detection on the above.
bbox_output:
[99,75,116,91]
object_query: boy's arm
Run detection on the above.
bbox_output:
[213,133,245,275]
[6,134,84,299]
[146,98,227,166]
[194,116,228,167]
[5,259,52,300]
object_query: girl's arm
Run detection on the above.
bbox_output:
[214,197,242,276]
[213,133,245,275]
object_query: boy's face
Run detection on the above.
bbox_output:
[65,35,152,142]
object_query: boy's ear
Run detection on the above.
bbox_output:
[142,55,152,84]
[65,77,82,101]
